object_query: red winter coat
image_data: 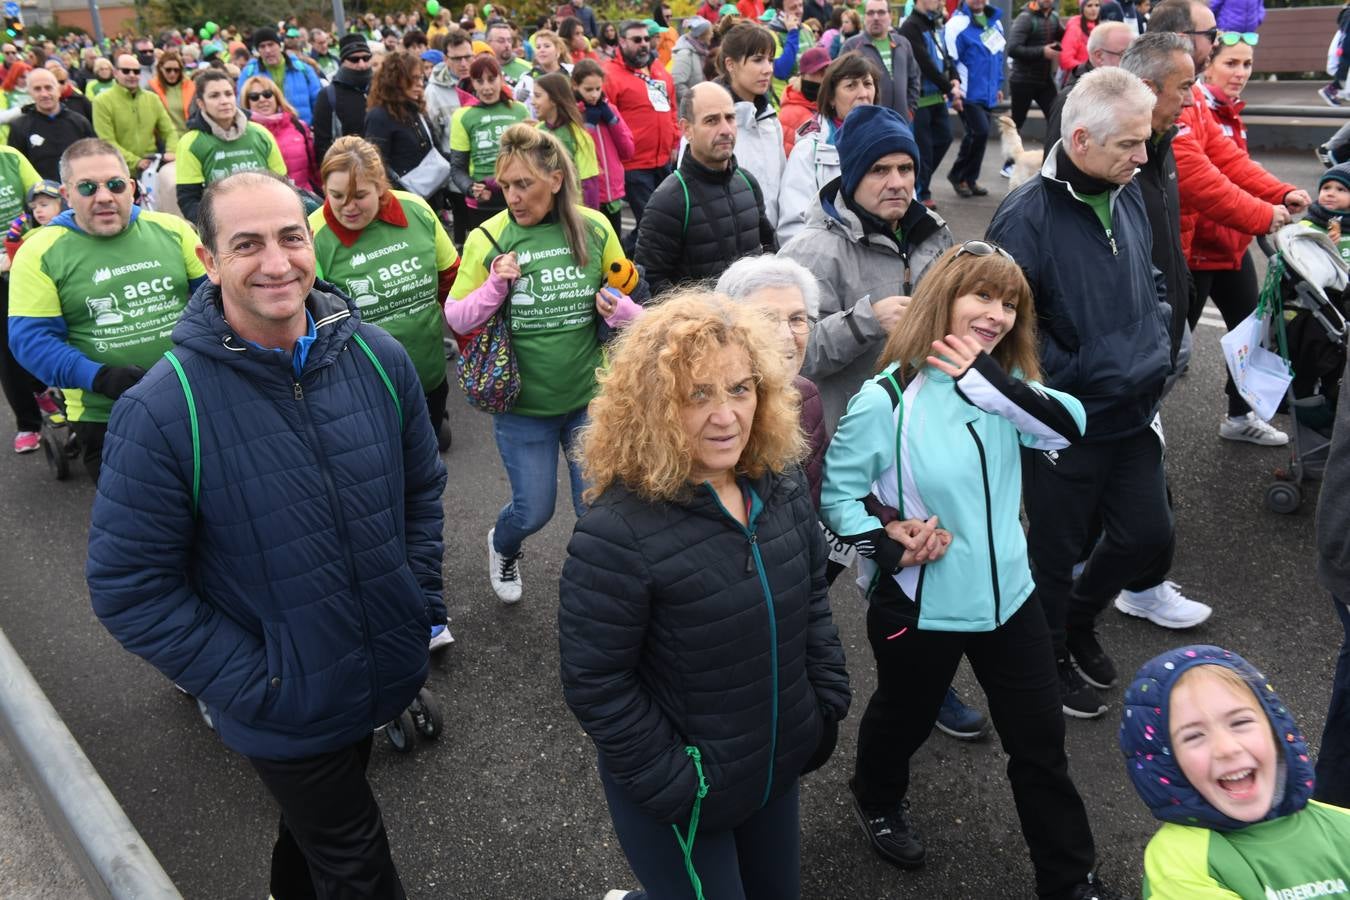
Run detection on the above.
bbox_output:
[603,57,679,171]
[1174,84,1295,270]
[1059,16,1093,73]
[779,83,817,155]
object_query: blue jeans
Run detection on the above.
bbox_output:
[490,407,588,558]
[949,101,991,186]
[914,100,953,201]
[600,763,801,900]
[1315,597,1350,807]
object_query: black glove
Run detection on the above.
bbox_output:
[800,708,839,776]
[92,364,147,400]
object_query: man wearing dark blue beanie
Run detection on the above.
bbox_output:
[837,105,923,203]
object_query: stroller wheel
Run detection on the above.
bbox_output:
[410,688,442,740]
[437,420,452,453]
[1265,481,1302,515]
[40,424,69,481]
[384,709,417,753]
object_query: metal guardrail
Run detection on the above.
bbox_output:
[0,627,181,900]
[1241,105,1350,119]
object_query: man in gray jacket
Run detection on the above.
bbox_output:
[779,104,952,438]
[844,0,921,124]
[1315,356,1350,809]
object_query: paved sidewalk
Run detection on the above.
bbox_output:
[0,736,94,899]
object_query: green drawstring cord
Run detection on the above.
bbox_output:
[671,745,709,900]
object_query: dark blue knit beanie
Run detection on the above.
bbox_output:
[837,105,921,201]
[1320,161,1350,193]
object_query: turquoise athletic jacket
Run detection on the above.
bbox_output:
[820,354,1084,631]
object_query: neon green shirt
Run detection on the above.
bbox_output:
[176,120,287,186]
[9,211,205,423]
[310,190,459,391]
[0,145,41,225]
[450,100,530,182]
[448,205,622,416]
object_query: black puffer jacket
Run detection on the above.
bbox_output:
[633,151,775,298]
[986,147,1171,442]
[1005,6,1063,85]
[559,469,850,831]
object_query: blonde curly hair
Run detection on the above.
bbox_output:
[578,291,806,504]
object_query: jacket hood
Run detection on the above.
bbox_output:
[172,278,362,379]
[674,33,709,56]
[1120,645,1315,832]
[814,176,946,252]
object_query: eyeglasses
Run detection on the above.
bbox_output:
[1217,31,1258,46]
[1183,27,1219,43]
[346,54,372,63]
[954,239,1015,262]
[119,67,141,74]
[768,311,813,334]
[246,89,275,102]
[160,66,181,73]
[624,34,650,43]
[74,177,129,197]
[447,53,473,62]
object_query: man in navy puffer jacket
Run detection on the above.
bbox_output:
[86,171,446,900]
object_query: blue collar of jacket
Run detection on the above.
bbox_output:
[50,204,143,235]
[240,309,318,377]
[1121,645,1315,831]
[954,3,1001,25]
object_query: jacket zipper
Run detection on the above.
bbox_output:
[293,377,382,719]
[964,423,1002,625]
[705,484,780,809]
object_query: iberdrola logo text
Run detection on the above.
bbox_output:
[1265,878,1349,900]
[93,267,112,284]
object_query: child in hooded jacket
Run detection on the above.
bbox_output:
[1121,645,1350,899]
[573,59,635,237]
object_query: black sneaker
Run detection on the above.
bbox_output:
[849,780,925,869]
[1066,629,1118,689]
[1058,658,1108,719]
[967,181,990,196]
[1067,873,1120,899]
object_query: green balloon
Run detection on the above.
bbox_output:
[425,0,440,14]
[203,20,218,35]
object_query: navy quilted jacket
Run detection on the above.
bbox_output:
[87,281,447,760]
[559,469,850,831]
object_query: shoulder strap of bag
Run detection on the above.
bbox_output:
[881,370,906,520]
[474,224,514,322]
[674,169,691,235]
[163,350,200,518]
[350,332,404,430]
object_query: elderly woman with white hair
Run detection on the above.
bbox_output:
[715,254,826,502]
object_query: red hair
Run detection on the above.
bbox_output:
[3,61,31,93]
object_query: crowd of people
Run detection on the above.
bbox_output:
[0,0,1347,897]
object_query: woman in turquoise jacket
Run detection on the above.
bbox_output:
[820,242,1109,900]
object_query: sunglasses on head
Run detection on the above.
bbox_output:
[247,89,275,101]
[954,239,1014,263]
[74,177,129,197]
[119,66,141,74]
[1183,27,1219,43]
[1217,31,1258,46]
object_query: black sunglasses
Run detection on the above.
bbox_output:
[1184,27,1219,43]
[347,53,372,63]
[75,177,129,197]
[954,239,1014,262]
[119,67,141,74]
[246,89,275,101]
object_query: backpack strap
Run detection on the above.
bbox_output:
[880,370,906,521]
[162,350,200,518]
[674,169,691,236]
[350,332,403,430]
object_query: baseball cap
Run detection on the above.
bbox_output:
[799,46,830,75]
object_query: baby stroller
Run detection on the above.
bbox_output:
[1252,226,1349,514]
[36,388,78,480]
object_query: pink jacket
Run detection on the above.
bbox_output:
[583,103,636,205]
[253,110,319,193]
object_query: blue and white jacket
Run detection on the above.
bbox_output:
[821,355,1083,631]
[943,2,1006,109]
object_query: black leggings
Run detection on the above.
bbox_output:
[1009,81,1058,136]
[0,274,43,433]
[853,594,1095,898]
[1189,251,1260,418]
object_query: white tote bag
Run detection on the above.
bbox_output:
[400,117,453,197]
[1220,309,1293,422]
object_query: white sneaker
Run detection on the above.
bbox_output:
[603,892,633,900]
[1115,581,1212,629]
[428,623,455,651]
[1219,413,1288,446]
[1000,161,1014,178]
[488,527,522,604]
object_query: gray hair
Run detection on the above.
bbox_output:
[1060,66,1156,145]
[59,137,128,185]
[1086,20,1130,55]
[1119,31,1192,86]
[715,254,821,318]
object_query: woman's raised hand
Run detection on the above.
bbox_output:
[927,334,983,379]
[491,251,520,282]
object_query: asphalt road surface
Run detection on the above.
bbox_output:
[0,146,1340,900]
